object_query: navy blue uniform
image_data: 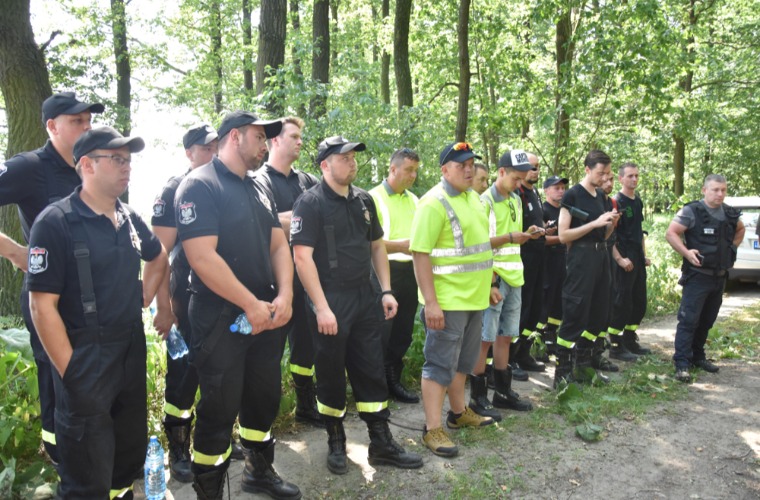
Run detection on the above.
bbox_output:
[26,187,161,498]
[517,185,545,338]
[540,201,565,337]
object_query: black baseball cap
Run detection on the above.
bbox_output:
[73,126,145,163]
[316,136,366,163]
[543,175,569,189]
[439,142,482,166]
[216,111,282,140]
[498,150,533,172]
[182,124,218,149]
[42,92,104,124]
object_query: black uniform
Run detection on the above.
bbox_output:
[0,140,82,463]
[290,180,390,422]
[175,158,283,474]
[539,201,565,339]
[26,187,161,498]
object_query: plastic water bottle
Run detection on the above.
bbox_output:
[144,436,166,500]
[230,313,252,334]
[166,325,189,359]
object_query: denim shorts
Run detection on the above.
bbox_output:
[481,281,522,342]
[421,309,483,387]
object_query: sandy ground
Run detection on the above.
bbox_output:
[144,284,760,500]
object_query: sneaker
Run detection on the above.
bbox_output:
[422,427,458,457]
[692,359,719,373]
[675,368,692,383]
[446,407,494,429]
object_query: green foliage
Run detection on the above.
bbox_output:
[707,302,760,360]
[643,214,683,317]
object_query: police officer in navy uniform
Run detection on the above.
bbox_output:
[175,111,301,499]
[27,126,168,499]
[291,136,422,475]
[0,91,104,465]
[665,174,744,383]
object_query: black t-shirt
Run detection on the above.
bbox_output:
[613,192,644,258]
[518,184,545,251]
[290,180,383,285]
[561,184,607,243]
[253,163,319,213]
[0,140,80,242]
[174,158,280,302]
[26,187,161,329]
[151,171,191,270]
[543,201,565,252]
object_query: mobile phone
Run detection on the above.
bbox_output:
[697,253,705,264]
[529,228,544,235]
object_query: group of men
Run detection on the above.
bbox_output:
[0,92,747,499]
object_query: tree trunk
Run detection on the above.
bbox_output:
[243,0,254,92]
[289,0,306,117]
[0,0,52,315]
[380,0,390,105]
[111,0,131,203]
[256,0,287,115]
[554,8,573,173]
[210,0,223,114]
[330,0,339,64]
[310,0,330,118]
[393,0,413,109]
[454,0,470,142]
[672,0,695,197]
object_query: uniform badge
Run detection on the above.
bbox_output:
[704,227,715,235]
[290,216,302,235]
[28,247,48,274]
[0,164,6,177]
[178,202,197,225]
[152,199,166,218]
[363,207,371,224]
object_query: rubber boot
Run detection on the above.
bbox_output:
[324,417,348,475]
[385,362,420,403]
[241,440,302,500]
[553,348,574,389]
[623,330,652,355]
[609,335,638,362]
[192,460,229,500]
[293,374,325,427]
[467,374,502,422]
[514,335,546,372]
[492,367,533,411]
[367,420,423,469]
[591,338,619,372]
[163,416,193,483]
[574,347,609,385]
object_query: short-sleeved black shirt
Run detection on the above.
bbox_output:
[253,163,319,213]
[290,180,383,285]
[517,184,545,251]
[543,201,565,253]
[174,158,280,302]
[26,187,161,329]
[151,171,191,270]
[613,192,645,258]
[0,140,80,242]
[561,184,607,243]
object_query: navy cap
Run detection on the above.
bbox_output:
[439,142,482,166]
[316,136,366,163]
[42,92,104,124]
[183,124,218,149]
[543,175,569,189]
[217,111,282,140]
[498,150,533,171]
[73,126,145,163]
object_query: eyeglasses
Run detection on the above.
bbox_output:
[507,199,516,222]
[442,142,474,165]
[90,154,131,167]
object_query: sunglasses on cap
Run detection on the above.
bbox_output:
[441,142,474,165]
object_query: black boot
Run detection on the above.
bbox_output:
[192,461,229,500]
[574,347,609,385]
[230,439,245,460]
[514,336,546,372]
[609,335,638,362]
[508,340,530,381]
[468,374,502,422]
[623,330,651,355]
[492,367,533,411]
[324,417,348,475]
[542,324,558,358]
[385,362,420,403]
[484,363,496,389]
[367,420,423,469]
[553,348,574,389]
[241,440,302,500]
[293,374,325,427]
[163,416,193,483]
[591,338,619,372]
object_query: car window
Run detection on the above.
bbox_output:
[739,208,758,230]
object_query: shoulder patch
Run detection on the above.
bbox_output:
[152,198,166,218]
[28,247,48,274]
[290,216,302,236]
[178,202,197,225]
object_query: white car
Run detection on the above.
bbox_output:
[725,196,760,283]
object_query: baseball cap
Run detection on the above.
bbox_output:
[543,175,569,189]
[183,124,218,149]
[439,142,482,166]
[42,92,105,124]
[216,111,282,140]
[497,150,533,171]
[73,126,145,163]
[316,136,366,163]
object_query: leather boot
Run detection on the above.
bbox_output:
[230,439,245,460]
[492,367,533,411]
[508,340,530,381]
[192,461,229,500]
[542,324,558,357]
[609,335,638,362]
[163,416,193,483]
[292,374,325,427]
[553,348,574,389]
[591,338,619,372]
[623,330,652,355]
[574,347,609,385]
[367,420,423,469]
[385,362,420,403]
[484,363,496,389]
[467,374,502,422]
[324,417,348,475]
[514,335,546,372]
[241,440,301,500]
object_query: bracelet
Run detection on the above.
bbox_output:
[491,282,499,288]
[381,290,395,297]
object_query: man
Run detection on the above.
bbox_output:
[175,111,300,499]
[665,174,744,383]
[151,124,218,482]
[253,117,322,426]
[368,148,421,403]
[472,162,490,195]
[607,163,652,361]
[410,141,495,458]
[291,136,422,475]
[554,150,620,388]
[27,127,168,498]
[469,151,537,422]
[0,91,104,465]
[538,175,569,358]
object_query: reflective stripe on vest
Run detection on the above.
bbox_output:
[431,192,493,274]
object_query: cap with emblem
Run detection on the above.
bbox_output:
[439,142,482,166]
[73,126,145,163]
[182,124,218,150]
[42,92,105,124]
[498,150,533,172]
[216,111,282,140]
[316,136,366,164]
[543,175,570,189]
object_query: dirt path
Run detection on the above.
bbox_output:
[159,285,760,499]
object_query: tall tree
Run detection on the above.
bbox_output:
[380,0,390,105]
[455,0,471,141]
[554,6,574,173]
[243,0,254,92]
[210,0,223,114]
[393,0,413,109]
[672,0,697,197]
[111,0,131,136]
[256,0,288,115]
[311,0,330,118]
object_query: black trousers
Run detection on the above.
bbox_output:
[540,249,566,328]
[382,261,419,367]
[164,266,198,419]
[609,252,648,332]
[673,271,725,368]
[283,287,316,377]
[54,323,147,498]
[519,245,545,335]
[306,283,390,422]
